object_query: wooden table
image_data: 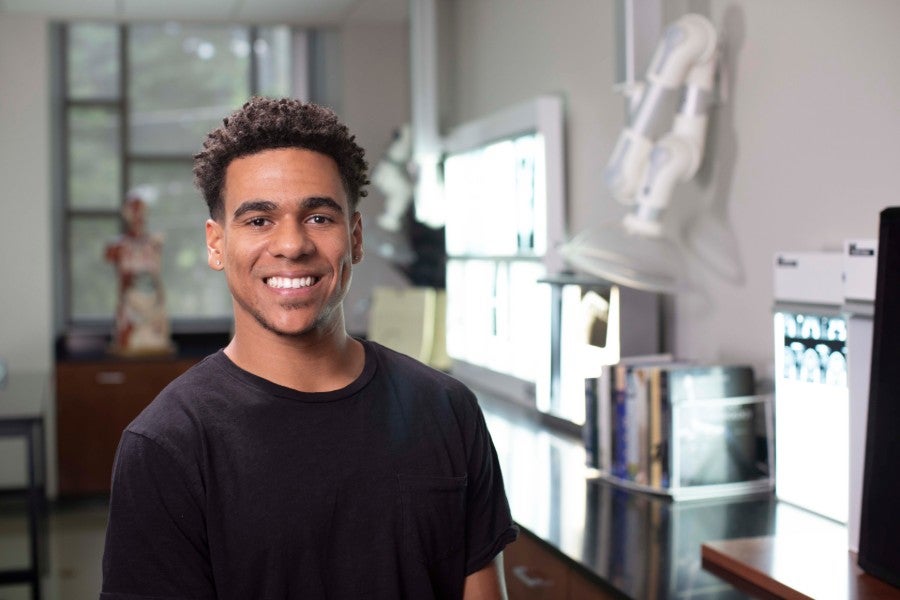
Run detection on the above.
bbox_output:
[701,508,900,599]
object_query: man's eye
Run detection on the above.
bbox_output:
[249,217,268,227]
[308,215,331,225]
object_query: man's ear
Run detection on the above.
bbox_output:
[351,211,364,264]
[206,218,224,270]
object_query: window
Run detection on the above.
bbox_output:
[441,96,567,413]
[59,22,294,329]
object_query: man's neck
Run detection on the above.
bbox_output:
[223,325,365,393]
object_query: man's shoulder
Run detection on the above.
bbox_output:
[366,340,470,391]
[364,340,483,423]
[126,351,227,442]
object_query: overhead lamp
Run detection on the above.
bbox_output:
[562,13,719,294]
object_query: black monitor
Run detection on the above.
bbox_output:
[858,206,900,587]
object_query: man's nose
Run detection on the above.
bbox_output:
[269,221,314,259]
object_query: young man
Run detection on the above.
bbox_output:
[100,97,517,599]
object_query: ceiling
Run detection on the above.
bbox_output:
[0,0,408,25]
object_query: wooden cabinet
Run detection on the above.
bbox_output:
[567,567,617,600]
[504,532,569,599]
[56,358,196,496]
[503,531,616,600]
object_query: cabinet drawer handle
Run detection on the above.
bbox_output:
[512,565,554,588]
[96,371,126,385]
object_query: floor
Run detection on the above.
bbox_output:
[0,497,108,600]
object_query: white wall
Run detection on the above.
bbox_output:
[441,0,900,381]
[340,20,412,336]
[446,0,620,227]
[0,14,54,374]
[671,0,900,378]
[0,14,54,490]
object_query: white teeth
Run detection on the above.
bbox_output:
[266,276,316,289]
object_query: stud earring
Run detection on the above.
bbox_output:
[216,259,222,266]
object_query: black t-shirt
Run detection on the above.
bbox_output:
[101,340,517,600]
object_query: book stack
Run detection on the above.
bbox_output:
[587,357,774,500]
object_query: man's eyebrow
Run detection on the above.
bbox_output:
[301,196,345,214]
[233,200,277,220]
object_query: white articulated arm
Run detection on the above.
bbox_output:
[623,135,694,237]
[670,16,717,180]
[602,14,718,210]
[373,124,414,233]
[559,14,719,293]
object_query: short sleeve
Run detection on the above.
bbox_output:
[462,397,519,574]
[101,431,215,599]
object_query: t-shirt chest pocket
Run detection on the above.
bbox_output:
[398,474,467,565]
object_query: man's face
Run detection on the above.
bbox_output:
[206,147,363,341]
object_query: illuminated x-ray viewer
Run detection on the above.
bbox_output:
[773,251,849,523]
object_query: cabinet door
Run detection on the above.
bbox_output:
[503,533,569,600]
[56,359,195,495]
[567,567,617,600]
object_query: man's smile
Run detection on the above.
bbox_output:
[265,276,320,289]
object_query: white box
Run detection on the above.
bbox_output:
[843,239,878,303]
[774,251,844,305]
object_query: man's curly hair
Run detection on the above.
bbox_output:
[193,97,369,220]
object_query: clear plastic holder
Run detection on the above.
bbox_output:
[594,393,774,501]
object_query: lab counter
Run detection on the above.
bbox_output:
[477,391,779,599]
[479,391,900,599]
